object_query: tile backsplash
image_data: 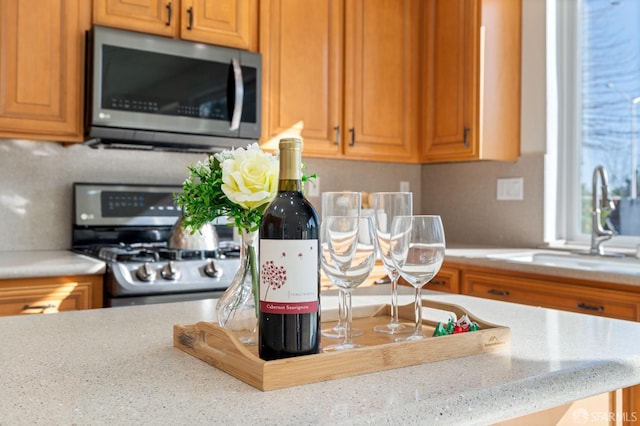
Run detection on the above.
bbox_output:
[0,139,422,251]
[0,139,543,251]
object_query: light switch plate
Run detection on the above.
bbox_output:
[497,178,524,201]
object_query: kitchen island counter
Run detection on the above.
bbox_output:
[2,287,640,425]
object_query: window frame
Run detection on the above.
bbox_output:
[555,0,640,250]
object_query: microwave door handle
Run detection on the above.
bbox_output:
[229,58,244,131]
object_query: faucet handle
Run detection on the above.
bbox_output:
[600,194,615,211]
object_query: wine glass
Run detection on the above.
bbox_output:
[320,216,377,351]
[371,192,413,335]
[320,192,363,339]
[389,215,445,341]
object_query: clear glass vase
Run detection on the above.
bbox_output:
[216,229,259,345]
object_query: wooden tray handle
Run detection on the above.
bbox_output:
[394,298,500,329]
[194,322,264,364]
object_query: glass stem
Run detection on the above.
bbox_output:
[413,286,423,338]
[337,288,346,328]
[343,289,354,346]
[390,272,400,325]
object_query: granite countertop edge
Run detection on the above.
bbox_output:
[0,250,106,279]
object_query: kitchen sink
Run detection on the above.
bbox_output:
[486,251,640,275]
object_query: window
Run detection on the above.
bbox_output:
[557,0,640,249]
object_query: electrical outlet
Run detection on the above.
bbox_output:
[496,178,524,201]
[400,181,410,192]
[307,176,320,197]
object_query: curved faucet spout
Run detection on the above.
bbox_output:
[590,165,616,255]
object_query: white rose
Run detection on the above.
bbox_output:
[220,144,278,210]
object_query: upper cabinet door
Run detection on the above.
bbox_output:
[343,0,419,162]
[180,0,258,51]
[260,0,343,157]
[421,0,521,163]
[0,0,90,142]
[422,0,473,159]
[93,0,177,37]
[94,0,258,51]
[261,0,419,163]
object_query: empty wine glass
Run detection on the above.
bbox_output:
[321,192,363,339]
[371,192,413,335]
[321,216,377,351]
[390,215,445,341]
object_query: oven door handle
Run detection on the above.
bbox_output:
[229,58,244,132]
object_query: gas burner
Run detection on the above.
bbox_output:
[96,246,162,263]
[156,248,220,261]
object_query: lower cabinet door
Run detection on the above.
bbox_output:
[0,275,103,316]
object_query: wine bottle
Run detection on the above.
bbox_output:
[258,138,320,360]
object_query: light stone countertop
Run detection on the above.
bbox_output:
[445,247,640,287]
[1,287,640,425]
[0,250,106,279]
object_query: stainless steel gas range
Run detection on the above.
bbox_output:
[71,183,240,307]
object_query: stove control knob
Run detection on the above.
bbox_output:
[136,263,157,282]
[161,261,180,280]
[204,260,222,278]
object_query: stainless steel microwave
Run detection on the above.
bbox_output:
[85,26,261,152]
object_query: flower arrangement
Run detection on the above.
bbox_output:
[174,142,316,342]
[174,143,279,233]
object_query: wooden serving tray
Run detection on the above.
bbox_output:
[173,299,510,391]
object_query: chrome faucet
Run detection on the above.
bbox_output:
[590,165,616,255]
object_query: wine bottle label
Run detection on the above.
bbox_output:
[259,239,319,314]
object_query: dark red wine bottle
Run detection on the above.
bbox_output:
[258,138,320,360]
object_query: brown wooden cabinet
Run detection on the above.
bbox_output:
[427,265,460,293]
[459,265,640,322]
[93,0,258,51]
[0,0,90,142]
[0,275,103,316]
[420,0,521,163]
[399,265,460,294]
[260,0,419,163]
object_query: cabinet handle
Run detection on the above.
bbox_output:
[349,127,355,146]
[187,7,194,30]
[488,288,509,297]
[463,127,470,147]
[431,279,446,286]
[165,2,172,26]
[334,125,341,146]
[23,303,56,311]
[577,302,605,312]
